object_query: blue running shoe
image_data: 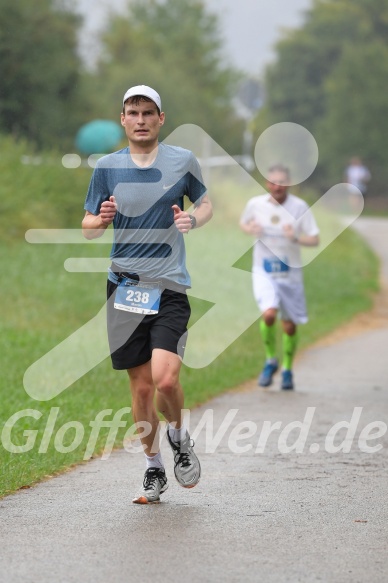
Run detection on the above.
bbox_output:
[281,370,294,390]
[258,360,279,387]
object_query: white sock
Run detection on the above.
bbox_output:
[145,451,164,469]
[168,424,186,444]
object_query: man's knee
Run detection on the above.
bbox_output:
[263,308,277,326]
[282,320,297,335]
[131,383,155,405]
[155,373,179,398]
[128,368,155,404]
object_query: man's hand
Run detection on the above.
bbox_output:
[283,223,296,241]
[100,196,117,225]
[240,219,263,237]
[172,204,193,233]
[283,223,320,247]
[82,196,117,240]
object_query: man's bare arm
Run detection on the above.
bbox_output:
[172,194,213,233]
[296,233,320,247]
[82,196,117,240]
[239,218,263,237]
[190,194,213,228]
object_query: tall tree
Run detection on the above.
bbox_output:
[317,40,388,191]
[252,0,388,192]
[259,1,366,130]
[0,0,85,149]
[87,0,243,154]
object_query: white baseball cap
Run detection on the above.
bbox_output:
[122,85,162,111]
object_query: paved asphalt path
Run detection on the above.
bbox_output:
[1,217,387,583]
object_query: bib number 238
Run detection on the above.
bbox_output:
[114,279,161,314]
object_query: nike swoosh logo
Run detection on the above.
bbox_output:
[163,184,175,190]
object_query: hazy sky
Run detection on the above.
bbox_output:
[204,0,312,74]
[75,0,312,75]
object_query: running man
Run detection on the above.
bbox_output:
[240,165,319,390]
[82,85,212,503]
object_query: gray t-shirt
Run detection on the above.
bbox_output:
[84,143,207,289]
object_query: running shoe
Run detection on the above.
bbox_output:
[167,431,201,488]
[258,360,279,387]
[132,467,168,504]
[281,370,294,390]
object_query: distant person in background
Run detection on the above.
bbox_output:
[344,157,371,197]
[239,165,319,390]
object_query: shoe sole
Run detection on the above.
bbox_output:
[132,496,161,504]
[258,377,277,387]
[258,379,272,387]
[178,477,200,489]
[132,482,168,504]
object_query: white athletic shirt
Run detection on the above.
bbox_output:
[240,193,319,285]
[345,164,371,194]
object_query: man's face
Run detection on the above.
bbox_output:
[266,171,289,204]
[121,99,165,148]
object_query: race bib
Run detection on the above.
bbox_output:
[263,257,290,275]
[114,278,162,314]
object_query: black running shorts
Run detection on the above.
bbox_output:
[106,280,191,370]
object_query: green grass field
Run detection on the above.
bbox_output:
[0,138,380,497]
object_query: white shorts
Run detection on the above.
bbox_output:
[252,272,308,324]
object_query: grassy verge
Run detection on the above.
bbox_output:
[0,152,380,497]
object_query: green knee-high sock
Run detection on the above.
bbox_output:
[282,332,298,370]
[259,319,277,360]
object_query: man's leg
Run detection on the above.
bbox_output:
[258,308,279,386]
[260,309,277,358]
[281,320,297,390]
[152,348,201,488]
[128,361,160,456]
[152,348,184,428]
[128,362,168,504]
